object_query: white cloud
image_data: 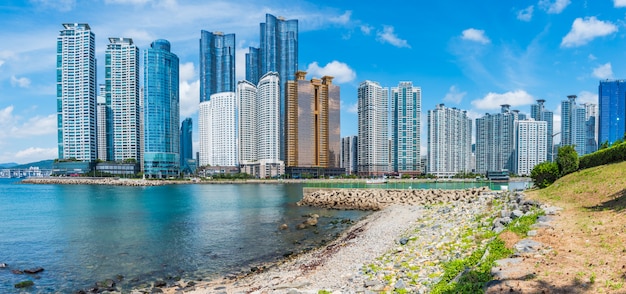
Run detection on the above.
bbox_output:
[341,101,358,114]
[329,11,351,25]
[614,0,626,7]
[588,54,597,60]
[561,17,617,48]
[306,61,356,84]
[443,85,467,104]
[360,25,373,35]
[471,90,535,110]
[539,0,571,14]
[16,114,57,138]
[517,5,534,21]
[10,76,31,88]
[178,62,199,117]
[578,91,598,104]
[592,63,613,79]
[122,29,155,43]
[376,26,411,48]
[461,28,491,44]
[0,60,4,67]
[30,0,75,11]
[14,147,57,162]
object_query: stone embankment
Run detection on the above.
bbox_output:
[298,187,490,210]
[21,177,169,186]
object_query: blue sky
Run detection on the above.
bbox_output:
[1,0,625,164]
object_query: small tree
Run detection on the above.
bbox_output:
[556,145,579,176]
[530,161,559,188]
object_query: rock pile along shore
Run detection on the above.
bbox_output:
[297,187,490,210]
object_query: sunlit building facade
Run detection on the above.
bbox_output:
[475,105,522,174]
[285,71,340,169]
[598,80,626,146]
[530,99,554,161]
[515,119,547,176]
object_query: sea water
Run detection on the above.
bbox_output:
[0,179,367,293]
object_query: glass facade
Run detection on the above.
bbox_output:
[180,117,193,170]
[143,39,180,178]
[199,31,235,102]
[247,14,298,161]
[56,23,97,161]
[598,80,626,145]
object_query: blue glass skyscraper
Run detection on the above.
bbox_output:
[180,117,193,172]
[143,39,180,178]
[199,31,235,102]
[246,14,298,160]
[598,80,626,145]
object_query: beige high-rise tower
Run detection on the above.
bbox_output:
[285,71,340,169]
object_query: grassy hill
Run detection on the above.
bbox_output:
[517,160,626,293]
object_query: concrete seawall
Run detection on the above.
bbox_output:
[298,187,491,210]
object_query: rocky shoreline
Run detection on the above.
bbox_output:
[121,187,555,294]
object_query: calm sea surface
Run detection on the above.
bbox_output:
[0,179,368,293]
[0,178,527,293]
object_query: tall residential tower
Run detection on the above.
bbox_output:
[391,82,421,175]
[357,81,389,176]
[56,23,97,161]
[530,99,554,161]
[427,104,472,177]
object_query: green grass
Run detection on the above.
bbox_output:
[430,237,513,294]
[508,211,542,237]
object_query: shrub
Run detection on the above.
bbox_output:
[530,161,559,188]
[580,141,626,170]
[556,145,579,176]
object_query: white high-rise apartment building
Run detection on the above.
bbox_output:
[238,80,257,163]
[199,92,238,167]
[427,104,472,177]
[475,105,522,174]
[106,37,140,162]
[391,82,421,175]
[57,23,97,161]
[96,84,107,161]
[357,80,389,176]
[237,73,283,178]
[515,119,547,176]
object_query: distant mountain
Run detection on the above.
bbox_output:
[0,162,18,168]
[11,160,54,170]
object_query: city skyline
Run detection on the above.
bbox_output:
[2,0,626,163]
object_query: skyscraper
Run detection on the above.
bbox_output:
[256,72,281,163]
[285,71,340,169]
[427,104,472,177]
[180,117,193,172]
[391,82,421,175]
[246,14,298,160]
[199,31,235,102]
[530,99,554,161]
[583,103,598,154]
[57,23,97,161]
[238,80,258,163]
[357,80,389,176]
[143,39,180,178]
[341,136,358,175]
[515,119,547,176]
[475,105,520,174]
[561,95,587,155]
[106,37,140,162]
[598,80,626,145]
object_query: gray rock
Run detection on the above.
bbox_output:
[394,279,406,289]
[514,239,543,254]
[499,217,512,225]
[398,237,409,245]
[510,210,524,219]
[527,230,538,236]
[543,206,562,215]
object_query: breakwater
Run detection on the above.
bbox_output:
[298,187,490,210]
[21,177,171,186]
